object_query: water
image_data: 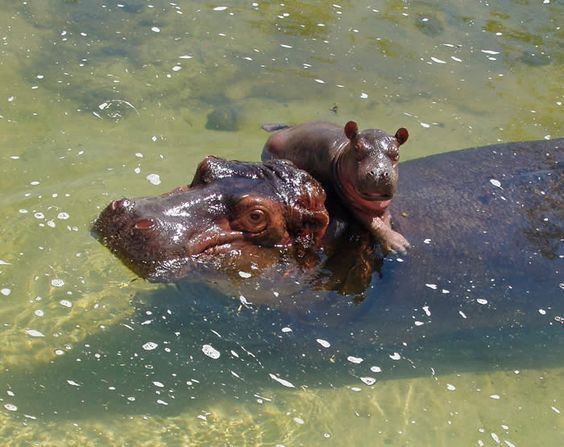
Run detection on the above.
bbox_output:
[0,0,562,445]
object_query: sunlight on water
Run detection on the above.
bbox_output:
[0,0,562,445]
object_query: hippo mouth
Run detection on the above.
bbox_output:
[93,213,290,281]
[359,191,393,201]
[185,230,247,257]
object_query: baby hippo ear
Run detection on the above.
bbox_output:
[344,121,359,140]
[395,128,409,145]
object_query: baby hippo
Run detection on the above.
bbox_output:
[262,121,410,254]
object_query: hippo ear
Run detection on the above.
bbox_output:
[287,179,330,250]
[301,209,330,246]
[344,121,358,140]
[395,128,409,145]
[191,156,221,186]
[293,208,330,257]
[191,156,261,186]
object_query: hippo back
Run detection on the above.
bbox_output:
[392,139,563,265]
[351,139,564,345]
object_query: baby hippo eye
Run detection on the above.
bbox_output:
[354,141,370,161]
[388,150,400,162]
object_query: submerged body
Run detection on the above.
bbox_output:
[94,138,562,310]
[262,121,410,254]
[234,138,563,352]
[17,139,561,420]
[361,138,563,341]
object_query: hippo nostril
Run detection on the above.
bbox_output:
[111,199,131,211]
[134,218,155,230]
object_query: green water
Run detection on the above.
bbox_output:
[0,0,562,445]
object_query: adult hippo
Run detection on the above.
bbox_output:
[262,121,410,254]
[93,157,330,282]
[108,138,562,393]
[94,138,562,309]
[9,139,560,422]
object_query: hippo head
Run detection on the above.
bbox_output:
[337,121,408,213]
[93,157,329,282]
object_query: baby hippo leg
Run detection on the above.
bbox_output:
[357,210,411,255]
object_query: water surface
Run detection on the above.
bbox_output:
[0,1,562,445]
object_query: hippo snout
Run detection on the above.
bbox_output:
[369,169,390,180]
[133,218,156,230]
[111,198,133,211]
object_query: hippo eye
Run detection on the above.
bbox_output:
[354,142,369,160]
[388,150,400,162]
[249,210,265,223]
[237,208,268,233]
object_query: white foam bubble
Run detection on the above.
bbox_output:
[146,173,161,185]
[202,344,220,359]
[51,279,64,287]
[347,356,363,364]
[269,373,295,388]
[142,341,158,351]
[25,329,45,337]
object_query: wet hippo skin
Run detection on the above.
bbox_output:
[93,157,330,282]
[262,121,410,254]
[224,138,561,359]
[94,138,562,310]
[4,140,561,422]
[163,138,562,385]
[344,137,563,342]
